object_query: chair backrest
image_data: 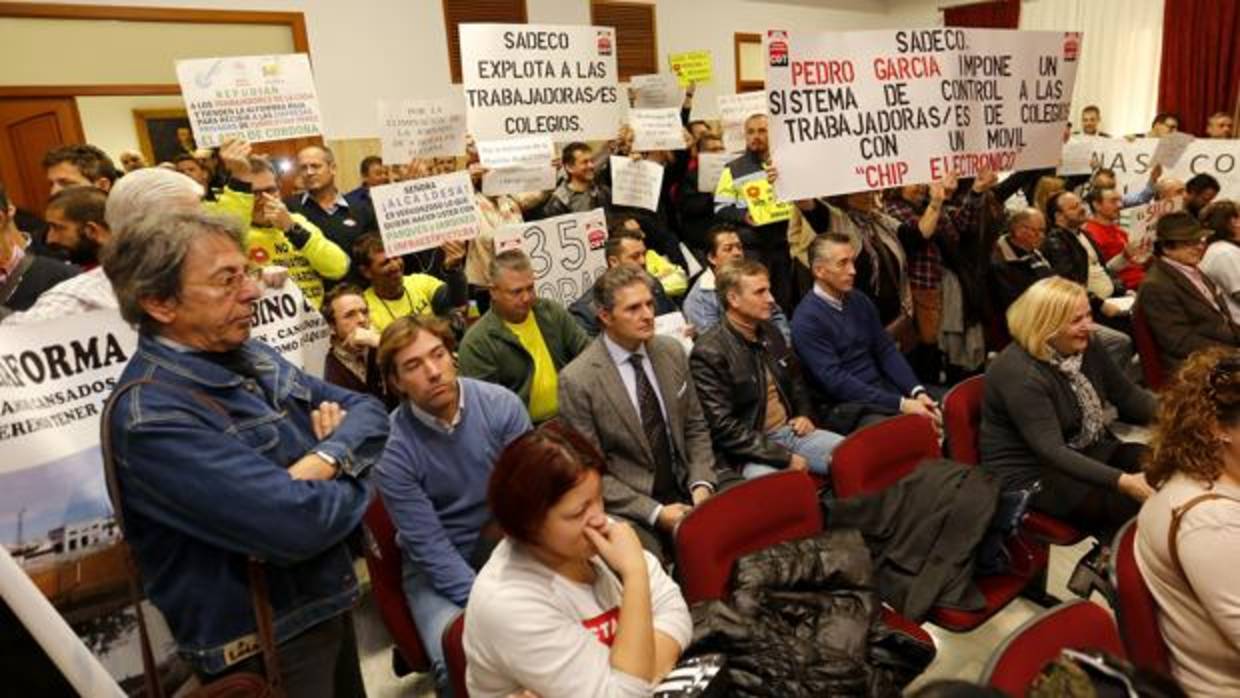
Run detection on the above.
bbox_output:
[830,414,942,499]
[675,471,821,604]
[1110,518,1172,675]
[361,495,431,673]
[1131,303,1167,391]
[442,612,469,698]
[943,375,985,466]
[980,599,1125,695]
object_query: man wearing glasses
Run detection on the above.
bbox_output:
[101,209,389,698]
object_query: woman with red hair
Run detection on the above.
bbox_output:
[463,422,691,698]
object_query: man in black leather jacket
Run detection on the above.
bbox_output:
[689,258,843,479]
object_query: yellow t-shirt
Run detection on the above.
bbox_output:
[365,274,444,332]
[505,313,558,422]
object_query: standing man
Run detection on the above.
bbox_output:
[542,142,611,218]
[558,265,718,561]
[286,145,376,253]
[345,155,389,211]
[459,250,590,423]
[1077,105,1110,137]
[101,210,389,697]
[714,114,796,315]
[1205,111,1233,139]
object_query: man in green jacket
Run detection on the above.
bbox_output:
[458,250,590,423]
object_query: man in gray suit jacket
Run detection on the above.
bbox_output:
[558,265,718,560]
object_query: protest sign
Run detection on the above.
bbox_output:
[697,152,733,193]
[372,171,481,256]
[1130,195,1183,244]
[476,135,555,168]
[1060,134,1103,176]
[1151,131,1194,168]
[377,98,467,161]
[631,73,683,109]
[741,177,793,225]
[669,50,713,86]
[1086,138,1239,200]
[176,53,323,147]
[482,165,556,196]
[610,156,664,211]
[631,108,686,151]
[764,28,1081,200]
[460,24,621,141]
[493,209,609,308]
[0,282,328,691]
[718,92,768,153]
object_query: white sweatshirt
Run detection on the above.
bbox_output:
[464,539,693,698]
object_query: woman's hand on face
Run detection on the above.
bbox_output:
[583,519,647,581]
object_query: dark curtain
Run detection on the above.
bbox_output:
[943,0,1021,28]
[1157,0,1240,135]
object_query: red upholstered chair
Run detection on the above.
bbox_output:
[980,600,1125,696]
[361,496,431,676]
[674,470,933,647]
[1132,303,1168,391]
[829,414,1050,631]
[442,612,469,698]
[942,376,1086,547]
[1110,519,1172,675]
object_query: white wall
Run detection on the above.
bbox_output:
[76,96,186,164]
[30,0,947,139]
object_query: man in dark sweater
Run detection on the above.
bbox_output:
[0,184,79,316]
[791,232,940,434]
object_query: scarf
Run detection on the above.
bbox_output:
[1048,350,1111,449]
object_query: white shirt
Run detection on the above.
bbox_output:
[464,539,692,698]
[2,267,115,325]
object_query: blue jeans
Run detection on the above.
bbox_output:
[742,424,844,479]
[402,561,463,697]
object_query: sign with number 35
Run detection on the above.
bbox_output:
[494,208,609,308]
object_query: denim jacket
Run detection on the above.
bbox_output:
[107,335,390,674]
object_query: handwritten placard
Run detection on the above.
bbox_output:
[476,135,555,169]
[482,165,556,196]
[377,98,467,161]
[718,91,768,153]
[610,156,664,211]
[631,73,683,109]
[630,108,686,152]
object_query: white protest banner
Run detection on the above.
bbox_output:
[493,208,609,307]
[482,165,556,196]
[476,135,555,168]
[765,28,1081,200]
[718,92,768,153]
[610,156,664,211]
[372,171,481,257]
[377,98,467,161]
[697,152,733,193]
[631,108,686,151]
[460,24,621,141]
[0,282,327,690]
[1087,138,1239,200]
[1060,135,1103,176]
[631,73,683,109]
[176,53,323,147]
[1151,131,1194,168]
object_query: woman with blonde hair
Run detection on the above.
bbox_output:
[979,277,1157,542]
[1137,347,1240,698]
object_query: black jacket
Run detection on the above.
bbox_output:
[689,319,815,468]
[1041,226,1122,312]
[690,529,935,697]
[988,234,1053,316]
[826,459,998,621]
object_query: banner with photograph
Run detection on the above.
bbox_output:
[494,208,609,308]
[765,28,1081,200]
[176,53,324,147]
[460,24,621,141]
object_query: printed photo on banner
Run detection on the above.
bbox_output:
[460,24,621,141]
[0,282,328,691]
[630,108,686,152]
[718,91,768,153]
[372,170,481,257]
[476,135,555,169]
[1086,138,1239,200]
[482,165,557,197]
[176,53,324,147]
[696,152,733,193]
[493,208,609,308]
[630,73,683,109]
[763,28,1081,200]
[377,97,467,162]
[609,156,664,211]
[669,50,713,86]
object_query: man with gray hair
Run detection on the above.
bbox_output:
[286,144,375,253]
[459,249,589,423]
[101,210,389,696]
[558,264,718,560]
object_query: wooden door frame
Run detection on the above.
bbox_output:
[0,2,310,98]
[734,32,764,93]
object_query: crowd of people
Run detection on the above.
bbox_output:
[2,92,1239,698]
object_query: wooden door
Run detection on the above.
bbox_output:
[0,98,85,215]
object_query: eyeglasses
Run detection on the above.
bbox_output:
[192,267,263,295]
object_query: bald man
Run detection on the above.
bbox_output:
[285,144,376,253]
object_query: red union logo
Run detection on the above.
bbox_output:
[597,32,613,56]
[768,30,789,67]
[1063,32,1081,61]
[587,226,606,249]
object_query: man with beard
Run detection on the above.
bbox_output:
[0,184,80,319]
